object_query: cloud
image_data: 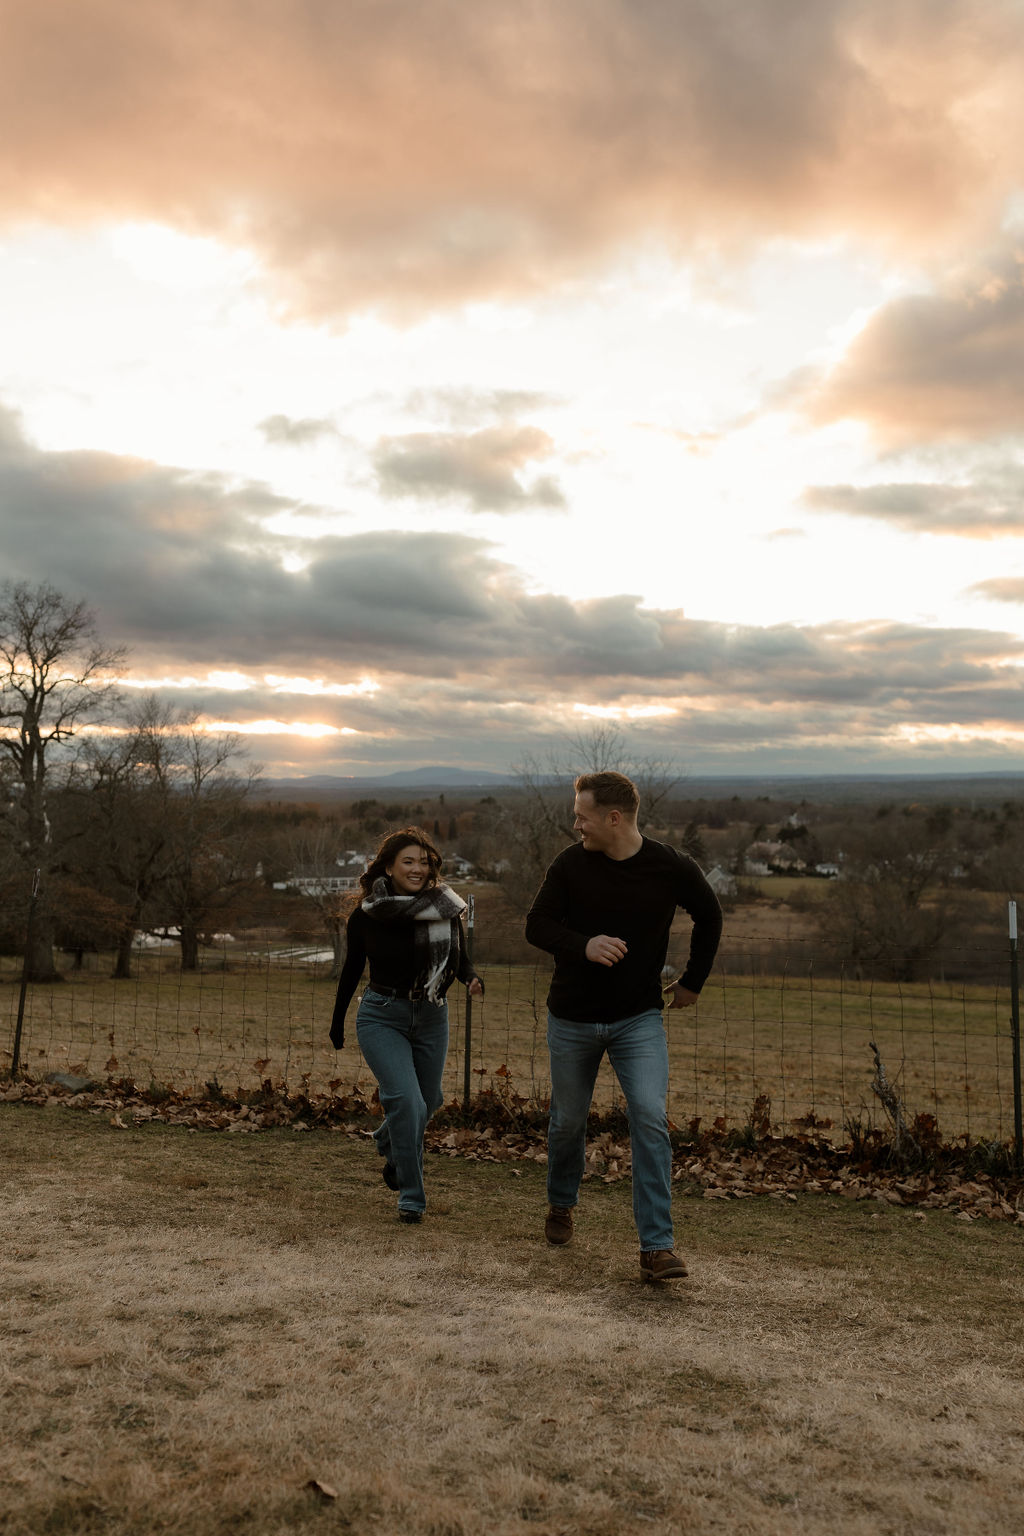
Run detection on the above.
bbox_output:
[401,388,557,428]
[809,253,1024,443]
[803,467,1024,537]
[2,2,1022,317]
[259,414,338,446]
[969,578,1024,605]
[3,401,1023,772]
[373,425,566,512]
[0,409,300,657]
[0,404,517,669]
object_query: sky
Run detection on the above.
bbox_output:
[3,0,1024,780]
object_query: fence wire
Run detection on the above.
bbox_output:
[1,931,1018,1142]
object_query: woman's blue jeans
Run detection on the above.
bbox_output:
[547,1009,674,1252]
[356,989,449,1215]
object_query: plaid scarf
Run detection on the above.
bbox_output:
[362,879,467,1003]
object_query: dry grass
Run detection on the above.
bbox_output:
[467,967,1016,1143]
[1,944,1017,1141]
[3,1105,1024,1535]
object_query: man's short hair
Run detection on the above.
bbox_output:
[574,770,640,816]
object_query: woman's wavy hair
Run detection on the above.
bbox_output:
[353,826,444,904]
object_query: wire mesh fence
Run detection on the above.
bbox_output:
[2,930,1019,1142]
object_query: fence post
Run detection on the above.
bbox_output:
[10,868,41,1079]
[1010,900,1022,1172]
[462,893,475,1108]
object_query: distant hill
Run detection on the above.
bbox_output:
[257,766,522,797]
[678,772,1024,804]
[256,767,1024,803]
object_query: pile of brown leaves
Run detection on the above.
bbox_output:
[670,1138,1023,1223]
[3,1070,1022,1223]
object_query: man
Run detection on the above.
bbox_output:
[525,771,722,1281]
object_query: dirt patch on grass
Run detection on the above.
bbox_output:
[2,1105,1024,1535]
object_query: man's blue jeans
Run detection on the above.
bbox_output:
[356,989,449,1215]
[547,1009,674,1252]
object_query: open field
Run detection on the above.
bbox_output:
[2,949,1018,1142]
[744,877,833,903]
[2,1105,1023,1536]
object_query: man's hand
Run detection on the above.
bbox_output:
[585,934,628,967]
[667,983,699,1010]
[468,977,484,997]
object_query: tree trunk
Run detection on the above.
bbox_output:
[113,930,135,980]
[330,923,345,981]
[24,911,61,983]
[179,922,200,971]
[112,908,142,980]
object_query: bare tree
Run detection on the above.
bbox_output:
[146,716,260,971]
[0,582,125,980]
[285,822,351,978]
[678,818,708,865]
[72,698,259,973]
[820,817,961,981]
[74,697,182,977]
[497,723,683,911]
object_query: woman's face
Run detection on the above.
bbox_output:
[386,843,433,895]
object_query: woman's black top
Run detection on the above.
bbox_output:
[329,905,479,1046]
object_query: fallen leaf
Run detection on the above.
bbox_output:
[306,1479,339,1501]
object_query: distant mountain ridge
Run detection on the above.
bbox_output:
[260,766,522,793]
[257,767,1024,801]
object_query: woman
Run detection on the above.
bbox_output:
[329,827,483,1223]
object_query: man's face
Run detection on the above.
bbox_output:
[573,791,615,851]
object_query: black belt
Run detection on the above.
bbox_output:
[368,985,429,1001]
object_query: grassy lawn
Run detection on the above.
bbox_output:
[744,876,833,902]
[2,1104,1023,1535]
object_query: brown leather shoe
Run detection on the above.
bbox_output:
[640,1248,688,1281]
[544,1205,574,1245]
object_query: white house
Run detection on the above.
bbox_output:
[706,865,738,897]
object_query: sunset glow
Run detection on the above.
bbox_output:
[3,3,1024,777]
[202,721,359,740]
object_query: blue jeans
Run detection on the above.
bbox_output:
[356,990,449,1215]
[547,1009,673,1252]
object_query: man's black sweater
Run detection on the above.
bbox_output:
[524,838,722,1023]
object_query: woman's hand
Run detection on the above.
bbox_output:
[468,977,484,997]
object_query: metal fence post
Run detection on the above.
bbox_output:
[462,893,475,1108]
[10,868,41,1079]
[1010,900,1022,1172]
